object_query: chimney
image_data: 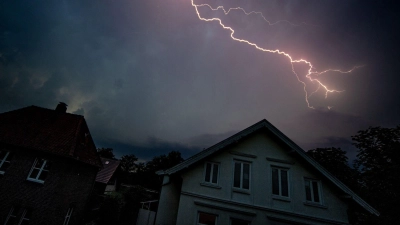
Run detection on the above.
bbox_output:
[55,102,68,113]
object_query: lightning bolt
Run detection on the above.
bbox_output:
[191,0,362,109]
[196,3,307,26]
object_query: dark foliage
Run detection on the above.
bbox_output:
[97,147,116,159]
[119,186,153,225]
[87,187,154,225]
[145,151,184,173]
[120,154,138,172]
[307,147,359,190]
[118,151,184,190]
[95,194,124,225]
[351,126,400,225]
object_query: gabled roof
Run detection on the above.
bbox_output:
[0,105,102,167]
[158,119,379,216]
[96,157,121,184]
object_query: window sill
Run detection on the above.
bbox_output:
[272,195,291,202]
[232,187,251,195]
[26,178,45,184]
[303,202,328,209]
[200,182,221,189]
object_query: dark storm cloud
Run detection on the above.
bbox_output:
[281,109,374,162]
[1,0,399,160]
[280,108,375,150]
[317,0,400,126]
[187,130,239,149]
[96,136,200,161]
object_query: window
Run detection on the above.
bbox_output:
[305,179,321,203]
[27,158,51,183]
[63,207,74,225]
[272,167,289,197]
[197,212,217,225]
[233,161,250,190]
[4,206,31,225]
[204,162,219,184]
[231,218,250,225]
[0,150,11,174]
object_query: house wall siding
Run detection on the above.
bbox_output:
[174,132,349,224]
[0,147,98,225]
[155,175,181,225]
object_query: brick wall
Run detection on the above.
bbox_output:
[0,145,98,225]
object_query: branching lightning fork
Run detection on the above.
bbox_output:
[196,3,304,26]
[191,0,362,109]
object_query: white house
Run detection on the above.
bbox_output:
[155,120,379,225]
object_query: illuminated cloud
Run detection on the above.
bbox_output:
[0,0,399,160]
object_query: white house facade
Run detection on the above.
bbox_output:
[155,120,378,225]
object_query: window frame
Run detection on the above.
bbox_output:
[0,150,11,174]
[4,206,17,225]
[197,211,218,225]
[18,209,30,225]
[4,206,31,225]
[63,207,74,225]
[271,166,290,198]
[27,158,50,184]
[232,160,251,190]
[304,178,322,204]
[204,162,220,185]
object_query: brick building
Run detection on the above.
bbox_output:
[0,103,102,225]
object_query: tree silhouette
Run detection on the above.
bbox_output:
[351,126,400,225]
[97,147,116,159]
[120,154,138,172]
[307,147,359,190]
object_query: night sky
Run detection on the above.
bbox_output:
[1,0,399,161]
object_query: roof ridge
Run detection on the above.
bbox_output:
[0,105,84,118]
[161,119,267,175]
[0,105,35,114]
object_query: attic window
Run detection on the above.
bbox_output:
[63,207,74,225]
[233,161,251,190]
[4,206,31,225]
[305,179,322,203]
[272,167,289,198]
[27,158,51,184]
[204,162,219,184]
[105,161,109,165]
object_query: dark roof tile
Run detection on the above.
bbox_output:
[96,157,121,184]
[0,105,102,167]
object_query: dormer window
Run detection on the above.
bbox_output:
[27,158,51,183]
[0,150,11,174]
